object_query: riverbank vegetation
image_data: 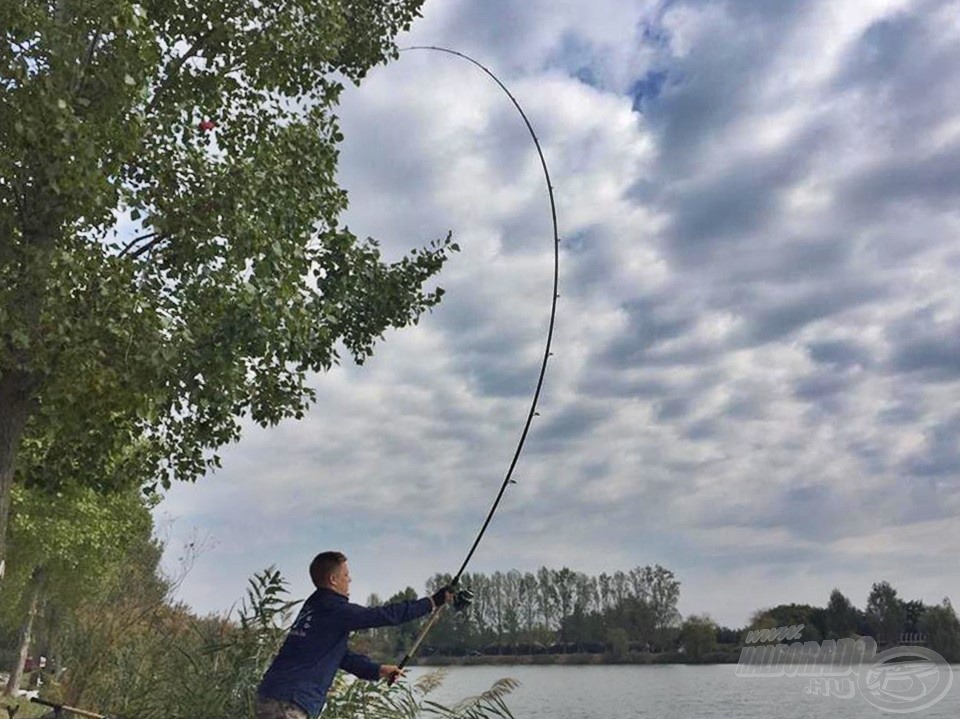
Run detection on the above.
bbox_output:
[356,570,960,665]
[1,519,518,718]
[3,505,957,718]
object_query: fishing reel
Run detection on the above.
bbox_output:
[453,588,474,612]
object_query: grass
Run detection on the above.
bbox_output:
[0,695,49,719]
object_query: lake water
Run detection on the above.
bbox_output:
[408,664,960,718]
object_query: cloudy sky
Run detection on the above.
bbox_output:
[159,0,960,628]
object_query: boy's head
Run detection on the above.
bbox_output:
[310,551,350,596]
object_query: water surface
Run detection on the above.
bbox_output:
[408,664,959,718]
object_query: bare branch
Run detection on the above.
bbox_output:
[73,27,104,96]
[118,231,159,258]
[129,234,168,260]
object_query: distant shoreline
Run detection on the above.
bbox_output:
[414,651,743,667]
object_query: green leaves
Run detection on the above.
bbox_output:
[1,0,445,522]
[5,481,155,616]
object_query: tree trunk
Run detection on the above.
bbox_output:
[4,567,44,696]
[2,139,63,582]
[0,370,33,582]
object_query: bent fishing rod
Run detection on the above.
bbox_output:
[391,45,561,678]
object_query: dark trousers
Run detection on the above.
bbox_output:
[255,697,308,719]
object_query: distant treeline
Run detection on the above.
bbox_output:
[739,582,960,662]
[353,570,960,664]
[357,565,679,660]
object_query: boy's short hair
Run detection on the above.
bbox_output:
[310,551,347,588]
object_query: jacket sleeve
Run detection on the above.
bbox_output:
[340,597,433,631]
[340,649,380,681]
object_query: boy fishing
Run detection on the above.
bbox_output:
[256,551,452,719]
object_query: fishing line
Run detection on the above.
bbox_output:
[391,45,561,673]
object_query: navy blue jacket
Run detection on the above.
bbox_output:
[258,588,432,717]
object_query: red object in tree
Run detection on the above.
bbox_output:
[199,119,216,132]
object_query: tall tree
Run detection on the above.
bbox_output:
[553,567,576,637]
[679,614,717,661]
[609,571,629,607]
[597,572,611,613]
[901,599,926,635]
[501,570,521,644]
[643,565,681,647]
[488,571,505,642]
[613,596,656,646]
[518,572,538,637]
[825,588,858,639]
[536,567,557,633]
[866,581,905,646]
[920,598,960,662]
[2,482,153,695]
[0,0,452,575]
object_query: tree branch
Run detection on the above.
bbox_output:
[15,164,28,220]
[128,234,168,260]
[73,27,104,97]
[147,26,219,114]
[118,231,160,258]
[11,179,27,234]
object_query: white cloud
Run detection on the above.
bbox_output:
[160,0,960,628]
